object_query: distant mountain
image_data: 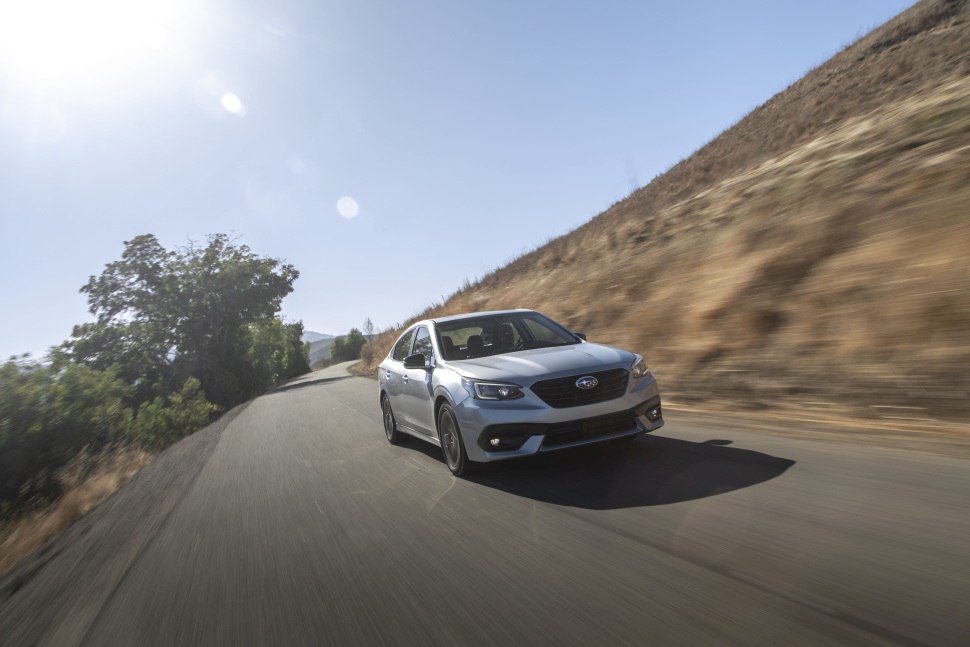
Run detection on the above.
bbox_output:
[302,331,334,343]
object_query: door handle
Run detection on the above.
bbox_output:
[402,374,409,383]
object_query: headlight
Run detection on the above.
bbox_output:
[461,378,525,400]
[631,356,650,379]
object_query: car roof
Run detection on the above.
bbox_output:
[430,309,533,324]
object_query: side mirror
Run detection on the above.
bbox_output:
[403,353,428,369]
[574,332,587,341]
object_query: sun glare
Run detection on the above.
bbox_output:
[0,0,188,86]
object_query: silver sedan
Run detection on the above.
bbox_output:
[378,309,663,476]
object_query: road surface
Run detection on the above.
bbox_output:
[1,362,968,646]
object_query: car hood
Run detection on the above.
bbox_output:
[446,343,636,383]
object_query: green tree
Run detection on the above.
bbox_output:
[245,318,311,394]
[330,336,345,362]
[282,321,312,378]
[344,328,367,360]
[66,234,305,408]
[66,321,175,405]
[1,234,308,513]
[331,328,367,361]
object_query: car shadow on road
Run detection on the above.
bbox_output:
[462,434,796,510]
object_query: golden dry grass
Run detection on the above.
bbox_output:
[0,447,151,575]
[359,1,970,428]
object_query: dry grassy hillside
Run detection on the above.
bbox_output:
[360,0,970,427]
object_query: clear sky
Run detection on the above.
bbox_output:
[0,0,914,358]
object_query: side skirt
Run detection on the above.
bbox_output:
[396,423,441,447]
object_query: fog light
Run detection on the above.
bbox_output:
[646,407,662,421]
[487,435,526,450]
[481,433,529,452]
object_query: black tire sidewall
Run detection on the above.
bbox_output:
[382,395,405,444]
[437,404,468,476]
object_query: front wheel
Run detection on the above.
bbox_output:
[437,403,471,476]
[382,395,406,445]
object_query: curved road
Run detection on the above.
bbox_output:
[2,363,968,645]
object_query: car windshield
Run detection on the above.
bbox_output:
[435,313,580,361]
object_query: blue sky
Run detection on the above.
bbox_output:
[0,0,913,358]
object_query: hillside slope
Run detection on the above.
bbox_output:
[361,0,970,426]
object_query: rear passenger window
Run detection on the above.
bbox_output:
[391,329,416,361]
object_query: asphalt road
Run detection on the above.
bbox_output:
[2,362,968,646]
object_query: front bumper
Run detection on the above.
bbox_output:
[454,376,663,462]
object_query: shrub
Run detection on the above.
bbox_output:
[0,358,132,507]
[129,378,216,450]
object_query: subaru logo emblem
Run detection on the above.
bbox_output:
[575,375,599,390]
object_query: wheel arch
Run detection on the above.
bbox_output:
[433,393,452,433]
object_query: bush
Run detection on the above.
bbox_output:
[0,357,217,513]
[0,358,133,507]
[358,341,377,368]
[129,378,215,450]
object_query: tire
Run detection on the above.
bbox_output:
[382,395,406,445]
[437,403,471,477]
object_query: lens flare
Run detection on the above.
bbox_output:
[336,196,359,219]
[221,93,245,116]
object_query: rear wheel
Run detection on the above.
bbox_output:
[437,403,471,476]
[382,395,406,445]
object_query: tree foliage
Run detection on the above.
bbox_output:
[330,328,367,362]
[129,378,215,451]
[244,317,311,396]
[66,234,306,408]
[0,357,133,504]
[1,234,310,512]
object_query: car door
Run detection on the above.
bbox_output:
[383,328,416,426]
[400,326,437,436]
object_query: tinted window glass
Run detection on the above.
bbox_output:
[391,329,416,361]
[412,327,433,362]
[522,317,566,344]
[436,312,577,360]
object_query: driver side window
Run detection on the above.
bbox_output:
[412,326,434,363]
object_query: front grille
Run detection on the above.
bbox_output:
[530,368,629,408]
[477,395,661,453]
[540,411,638,448]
